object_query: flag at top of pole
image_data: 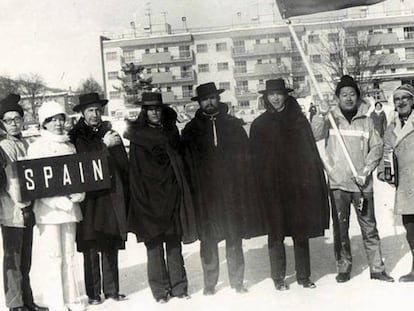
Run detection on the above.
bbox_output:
[276,0,385,18]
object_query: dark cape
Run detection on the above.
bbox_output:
[250,96,330,239]
[124,107,197,244]
[69,118,129,251]
[181,103,267,241]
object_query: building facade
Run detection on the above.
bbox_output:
[100,8,414,120]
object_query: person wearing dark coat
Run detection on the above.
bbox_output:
[250,79,330,291]
[181,82,266,296]
[124,92,197,303]
[370,101,387,137]
[68,93,129,306]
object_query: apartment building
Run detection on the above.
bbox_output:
[100,8,414,118]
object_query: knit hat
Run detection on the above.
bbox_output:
[393,84,414,98]
[38,101,66,126]
[335,75,360,98]
[0,94,24,119]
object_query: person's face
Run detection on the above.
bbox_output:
[44,114,65,135]
[1,111,23,136]
[338,87,358,111]
[82,104,103,127]
[146,106,162,125]
[199,94,219,115]
[375,104,382,111]
[267,90,287,112]
[394,91,414,118]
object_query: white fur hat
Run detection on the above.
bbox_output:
[38,101,66,126]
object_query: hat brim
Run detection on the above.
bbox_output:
[73,99,108,112]
[258,88,293,94]
[191,89,225,101]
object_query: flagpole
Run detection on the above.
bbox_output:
[285,19,358,178]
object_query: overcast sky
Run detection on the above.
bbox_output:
[0,0,280,90]
[0,0,408,90]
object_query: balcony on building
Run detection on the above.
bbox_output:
[145,70,196,85]
[232,42,290,58]
[129,50,194,66]
[234,87,258,99]
[161,91,193,105]
[233,63,289,79]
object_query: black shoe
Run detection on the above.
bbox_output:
[10,307,29,311]
[175,293,191,299]
[370,271,394,282]
[298,278,316,289]
[336,273,351,283]
[104,293,128,301]
[399,272,414,282]
[234,286,248,294]
[88,296,103,305]
[156,296,169,304]
[203,287,216,295]
[24,303,48,311]
[274,279,289,291]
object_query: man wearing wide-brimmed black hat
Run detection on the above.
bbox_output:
[250,79,330,291]
[124,92,197,303]
[181,82,266,295]
[69,93,129,305]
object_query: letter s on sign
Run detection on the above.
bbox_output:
[24,169,35,191]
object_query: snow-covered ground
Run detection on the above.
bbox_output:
[0,177,412,311]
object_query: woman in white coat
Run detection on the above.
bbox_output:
[27,101,85,311]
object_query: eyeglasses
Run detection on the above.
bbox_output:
[2,117,23,125]
[394,95,413,103]
[50,116,65,122]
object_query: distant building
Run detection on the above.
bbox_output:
[100,3,414,120]
[20,91,78,124]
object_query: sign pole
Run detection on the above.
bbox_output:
[286,19,358,178]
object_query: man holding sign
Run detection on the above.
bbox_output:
[69,93,129,306]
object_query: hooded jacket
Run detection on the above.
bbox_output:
[312,102,383,193]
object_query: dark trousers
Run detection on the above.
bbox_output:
[200,239,244,289]
[1,226,34,308]
[83,247,119,299]
[402,215,414,269]
[144,234,187,300]
[331,190,385,273]
[268,235,310,282]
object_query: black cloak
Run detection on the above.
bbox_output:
[124,107,197,244]
[250,96,330,239]
[69,118,129,251]
[181,103,267,241]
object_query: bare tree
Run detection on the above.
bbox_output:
[316,25,386,96]
[0,75,20,99]
[113,63,155,107]
[18,73,46,121]
[76,76,103,95]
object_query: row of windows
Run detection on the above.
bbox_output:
[196,42,228,53]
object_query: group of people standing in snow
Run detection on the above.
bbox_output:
[0,74,413,311]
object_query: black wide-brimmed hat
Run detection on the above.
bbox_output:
[258,79,293,94]
[0,93,24,118]
[141,92,164,106]
[73,92,108,112]
[191,82,225,101]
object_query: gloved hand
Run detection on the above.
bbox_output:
[21,206,35,228]
[354,175,367,187]
[53,196,73,211]
[103,131,121,147]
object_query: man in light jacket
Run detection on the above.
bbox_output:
[0,94,48,311]
[312,75,393,283]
